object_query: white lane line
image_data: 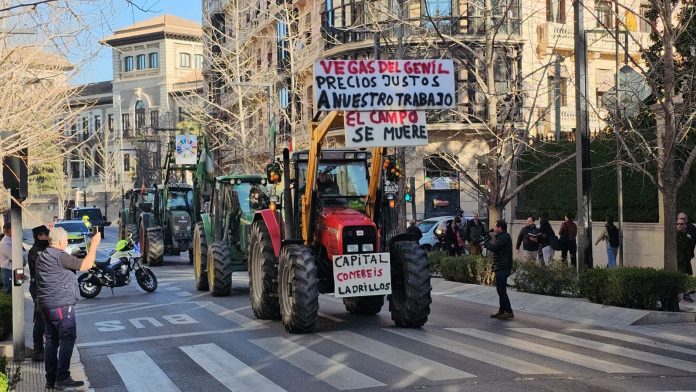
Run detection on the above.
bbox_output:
[201,301,265,329]
[387,329,562,375]
[163,286,181,292]
[513,328,696,373]
[77,325,255,348]
[80,303,148,316]
[318,313,345,323]
[448,328,645,374]
[318,330,475,381]
[181,343,286,392]
[251,337,385,390]
[175,291,194,297]
[572,329,696,356]
[108,351,180,392]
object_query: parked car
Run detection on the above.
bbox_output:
[54,220,92,258]
[418,216,453,251]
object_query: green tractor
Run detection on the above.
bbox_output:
[153,183,194,257]
[192,175,270,296]
[119,187,165,266]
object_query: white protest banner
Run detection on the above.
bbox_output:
[314,59,456,111]
[175,135,198,165]
[333,252,391,298]
[344,110,428,148]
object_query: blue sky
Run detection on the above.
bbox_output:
[76,0,202,84]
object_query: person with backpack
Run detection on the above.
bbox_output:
[595,217,621,268]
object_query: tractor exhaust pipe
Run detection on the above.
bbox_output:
[282,148,295,240]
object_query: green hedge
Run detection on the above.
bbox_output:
[580,267,689,311]
[0,356,7,392]
[440,255,495,285]
[427,250,448,277]
[0,294,10,342]
[513,261,580,297]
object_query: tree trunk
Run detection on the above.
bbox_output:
[662,185,677,272]
[487,204,502,227]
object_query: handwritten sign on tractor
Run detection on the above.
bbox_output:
[332,252,392,298]
[314,59,456,111]
[344,110,428,148]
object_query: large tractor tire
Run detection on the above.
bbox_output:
[344,295,385,315]
[389,241,432,328]
[207,241,232,297]
[248,221,280,319]
[146,229,165,267]
[278,244,319,334]
[124,224,138,241]
[193,223,209,291]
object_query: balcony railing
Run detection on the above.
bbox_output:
[321,13,521,49]
[537,22,649,55]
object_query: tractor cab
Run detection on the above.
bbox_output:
[154,183,194,255]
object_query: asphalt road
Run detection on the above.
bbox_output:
[69,227,696,392]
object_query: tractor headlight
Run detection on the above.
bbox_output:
[362,244,373,252]
[347,244,359,253]
[174,225,180,231]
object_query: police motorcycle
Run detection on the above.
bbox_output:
[77,235,158,298]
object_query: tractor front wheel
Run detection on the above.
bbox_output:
[248,221,280,319]
[389,241,432,328]
[193,223,208,291]
[125,224,138,241]
[344,295,384,315]
[146,229,164,267]
[278,244,318,334]
[207,241,232,296]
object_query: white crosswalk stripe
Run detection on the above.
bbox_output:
[572,329,696,356]
[108,351,181,392]
[251,337,385,390]
[386,328,562,375]
[513,328,696,373]
[318,330,476,380]
[181,343,286,392]
[448,328,646,373]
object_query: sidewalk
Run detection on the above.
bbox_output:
[431,277,696,344]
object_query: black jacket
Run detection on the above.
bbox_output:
[517,225,540,251]
[485,232,513,272]
[28,240,49,283]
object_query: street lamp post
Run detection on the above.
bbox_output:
[68,159,86,207]
[115,95,126,209]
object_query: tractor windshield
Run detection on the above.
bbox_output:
[299,162,369,198]
[167,189,193,210]
[235,182,269,216]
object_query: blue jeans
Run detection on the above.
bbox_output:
[606,245,618,268]
[42,305,77,383]
[2,268,11,294]
[495,270,512,313]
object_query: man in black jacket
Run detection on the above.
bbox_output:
[484,220,514,320]
[28,225,50,362]
[516,216,540,262]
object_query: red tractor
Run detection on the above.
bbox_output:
[247,112,431,333]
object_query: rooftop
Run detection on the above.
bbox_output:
[102,14,201,46]
[75,80,113,97]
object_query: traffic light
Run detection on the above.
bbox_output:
[383,155,402,183]
[266,162,282,184]
[404,192,412,203]
[2,147,28,200]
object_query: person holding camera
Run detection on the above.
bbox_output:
[483,220,514,320]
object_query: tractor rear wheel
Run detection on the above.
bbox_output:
[278,244,318,333]
[344,295,384,315]
[389,241,432,328]
[207,241,232,296]
[146,229,165,267]
[193,223,208,291]
[248,221,280,319]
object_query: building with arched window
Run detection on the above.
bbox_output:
[63,14,204,217]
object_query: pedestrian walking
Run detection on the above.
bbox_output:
[595,217,621,268]
[559,212,578,266]
[445,217,463,256]
[466,212,486,255]
[516,216,540,262]
[677,217,694,302]
[28,225,50,362]
[538,215,557,264]
[0,222,13,294]
[484,220,514,320]
[36,227,101,390]
[678,212,696,300]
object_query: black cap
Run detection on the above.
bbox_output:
[32,225,50,237]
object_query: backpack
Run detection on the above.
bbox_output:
[607,226,620,248]
[550,233,561,251]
